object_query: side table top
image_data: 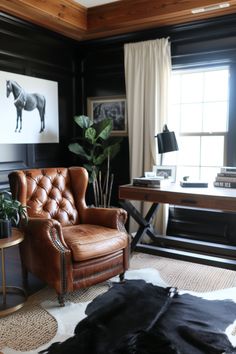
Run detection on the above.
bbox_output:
[0,228,24,249]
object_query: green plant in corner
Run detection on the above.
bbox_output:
[68,115,122,207]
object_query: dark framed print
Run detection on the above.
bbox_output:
[87,96,127,136]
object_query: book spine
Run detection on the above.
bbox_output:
[214,181,236,188]
[215,176,236,182]
[133,181,161,187]
[217,172,236,177]
[133,180,161,186]
[133,183,161,188]
[220,167,236,173]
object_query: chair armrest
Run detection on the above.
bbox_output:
[80,207,127,231]
[21,217,69,250]
[20,217,73,293]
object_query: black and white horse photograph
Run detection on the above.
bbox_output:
[0,71,59,144]
[6,80,46,133]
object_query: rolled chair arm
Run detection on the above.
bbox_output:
[21,217,69,250]
[80,207,128,231]
[20,217,73,294]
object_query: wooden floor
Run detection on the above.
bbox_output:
[1,245,45,295]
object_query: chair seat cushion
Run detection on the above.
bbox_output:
[62,224,128,262]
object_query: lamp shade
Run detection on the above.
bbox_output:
[155,125,179,154]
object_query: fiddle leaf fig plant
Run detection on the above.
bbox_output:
[68,115,122,207]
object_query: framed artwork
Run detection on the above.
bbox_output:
[87,96,127,136]
[153,165,176,182]
[0,70,59,144]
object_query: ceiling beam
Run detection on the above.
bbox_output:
[1,0,236,41]
[86,0,236,39]
[0,0,87,40]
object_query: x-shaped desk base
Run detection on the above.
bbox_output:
[120,200,160,252]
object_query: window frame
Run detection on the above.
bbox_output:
[169,64,230,179]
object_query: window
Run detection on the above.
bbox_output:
[166,66,229,181]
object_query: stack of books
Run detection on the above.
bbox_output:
[214,167,236,188]
[132,176,171,188]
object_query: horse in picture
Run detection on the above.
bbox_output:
[6,80,46,133]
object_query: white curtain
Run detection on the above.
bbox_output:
[124,38,171,234]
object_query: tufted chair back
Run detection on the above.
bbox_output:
[8,166,129,306]
[10,167,79,226]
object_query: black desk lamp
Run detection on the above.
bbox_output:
[155,124,179,165]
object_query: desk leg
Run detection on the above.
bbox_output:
[120,200,160,252]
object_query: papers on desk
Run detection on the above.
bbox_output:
[133,176,171,188]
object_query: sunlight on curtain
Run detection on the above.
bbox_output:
[124,38,171,235]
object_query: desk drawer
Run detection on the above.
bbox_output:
[162,191,236,211]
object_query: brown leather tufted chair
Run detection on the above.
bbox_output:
[8,167,129,306]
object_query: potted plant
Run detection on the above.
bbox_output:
[0,191,28,238]
[68,115,122,207]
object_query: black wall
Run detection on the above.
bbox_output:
[75,39,130,206]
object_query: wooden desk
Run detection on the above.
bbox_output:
[119,184,236,270]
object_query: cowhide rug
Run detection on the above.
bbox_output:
[2,268,236,354]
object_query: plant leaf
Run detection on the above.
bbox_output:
[94,153,108,166]
[68,143,92,161]
[83,163,93,172]
[96,119,113,140]
[74,115,92,129]
[105,142,121,160]
[85,127,96,143]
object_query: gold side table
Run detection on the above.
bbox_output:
[0,228,26,317]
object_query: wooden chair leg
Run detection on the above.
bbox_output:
[58,293,65,307]
[119,272,125,283]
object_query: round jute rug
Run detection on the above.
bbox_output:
[1,253,236,352]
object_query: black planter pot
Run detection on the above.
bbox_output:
[0,219,12,238]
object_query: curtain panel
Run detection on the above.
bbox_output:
[124,38,171,234]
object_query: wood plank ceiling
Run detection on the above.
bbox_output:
[1,0,236,41]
